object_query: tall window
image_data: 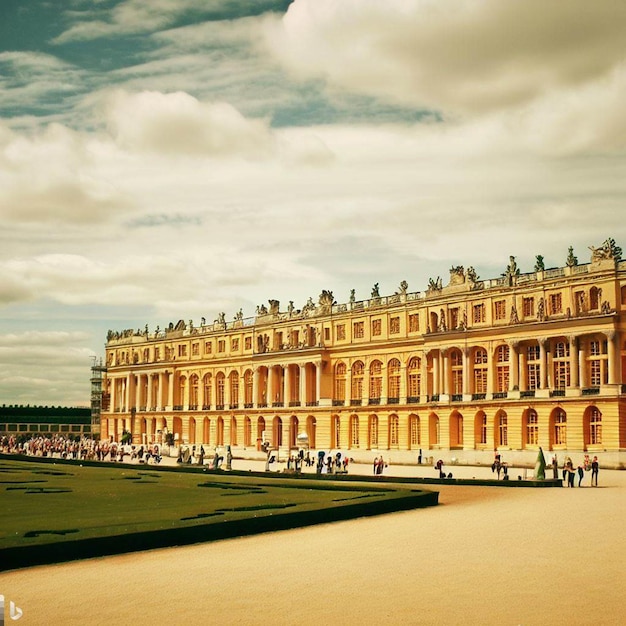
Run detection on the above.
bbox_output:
[189,375,199,409]
[451,350,463,395]
[588,339,607,387]
[389,317,400,334]
[549,293,562,315]
[494,300,506,321]
[351,361,364,402]
[372,320,383,337]
[496,345,510,392]
[203,374,212,409]
[525,409,538,446]
[589,407,602,445]
[409,314,420,333]
[216,373,225,408]
[350,414,359,447]
[409,415,421,446]
[389,415,399,447]
[523,297,535,318]
[407,357,421,399]
[371,319,382,336]
[353,321,364,339]
[553,409,567,446]
[553,341,570,389]
[369,415,379,448]
[388,359,401,401]
[477,412,487,445]
[229,372,239,407]
[498,411,508,447]
[474,349,488,394]
[244,370,253,406]
[589,287,600,310]
[527,344,541,390]
[369,360,382,401]
[336,324,346,341]
[334,362,347,402]
[473,303,486,324]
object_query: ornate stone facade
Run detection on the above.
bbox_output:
[101,244,626,466]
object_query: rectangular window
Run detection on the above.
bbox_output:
[523,297,535,317]
[204,342,212,354]
[473,303,485,324]
[389,317,400,334]
[494,300,506,320]
[231,338,239,352]
[371,319,382,336]
[549,293,563,314]
[217,340,225,353]
[353,321,364,339]
[192,343,199,356]
[154,347,160,361]
[244,336,252,350]
[336,324,346,341]
[449,308,459,330]
[527,364,540,390]
[324,327,330,341]
[178,344,187,357]
[408,313,419,333]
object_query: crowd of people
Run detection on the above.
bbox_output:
[556,453,600,487]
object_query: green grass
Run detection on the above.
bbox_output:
[0,458,437,569]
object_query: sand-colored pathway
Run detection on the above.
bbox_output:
[1,463,623,625]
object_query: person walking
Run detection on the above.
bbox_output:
[591,456,599,486]
[577,464,584,487]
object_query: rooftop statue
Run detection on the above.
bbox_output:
[534,255,545,272]
[590,238,622,262]
[371,283,380,299]
[427,276,442,292]
[449,266,465,286]
[318,290,335,307]
[268,299,280,315]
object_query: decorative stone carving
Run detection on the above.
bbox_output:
[449,266,465,286]
[318,290,335,307]
[268,300,280,316]
[503,256,520,286]
[590,238,622,262]
[427,276,442,293]
[371,283,380,299]
[510,305,519,324]
[465,266,479,284]
[537,297,545,321]
[396,280,408,295]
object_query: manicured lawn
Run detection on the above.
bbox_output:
[0,458,437,569]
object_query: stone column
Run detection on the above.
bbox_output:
[441,349,449,395]
[462,348,470,396]
[300,364,307,405]
[252,367,259,407]
[432,352,440,396]
[578,339,586,388]
[315,361,322,404]
[539,338,548,389]
[569,336,579,388]
[399,362,407,404]
[605,330,618,385]
[284,365,291,405]
[268,366,275,405]
[146,374,153,411]
[166,371,174,411]
[508,341,519,391]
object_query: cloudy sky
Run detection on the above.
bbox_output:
[1,0,625,407]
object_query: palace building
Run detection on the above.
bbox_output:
[100,240,626,468]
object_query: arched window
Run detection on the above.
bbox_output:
[388,359,401,402]
[351,361,364,403]
[334,362,347,403]
[429,413,440,446]
[216,417,224,445]
[450,349,463,395]
[331,415,340,448]
[409,414,421,448]
[244,416,252,447]
[475,411,487,446]
[389,414,399,448]
[587,339,608,387]
[473,349,488,395]
[552,409,567,447]
[203,374,212,409]
[589,286,600,310]
[524,409,538,447]
[189,375,199,410]
[230,416,237,446]
[243,370,253,407]
[407,357,421,401]
[553,341,571,390]
[215,373,226,409]
[369,415,379,448]
[177,375,186,409]
[229,371,239,408]
[349,414,359,448]
[450,411,463,448]
[495,345,509,393]
[257,416,266,446]
[369,360,382,403]
[584,406,602,447]
[497,410,508,447]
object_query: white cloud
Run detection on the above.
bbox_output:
[263,0,626,119]
[104,89,275,157]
